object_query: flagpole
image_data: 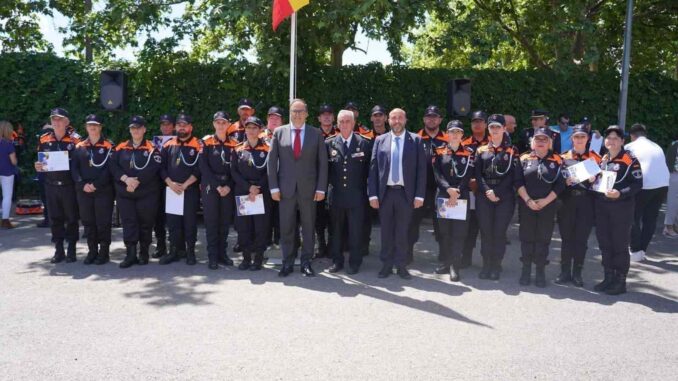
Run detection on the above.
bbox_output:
[289,12,297,103]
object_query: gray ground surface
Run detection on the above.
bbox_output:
[0,211,676,380]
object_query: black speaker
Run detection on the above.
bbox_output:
[100,70,127,111]
[447,79,471,117]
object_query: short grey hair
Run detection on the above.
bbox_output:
[337,109,354,121]
[289,98,307,111]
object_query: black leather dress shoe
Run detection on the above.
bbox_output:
[434,265,450,275]
[278,265,293,277]
[489,270,501,281]
[301,264,316,277]
[208,260,219,270]
[396,267,412,280]
[449,267,460,282]
[327,263,343,273]
[378,265,392,278]
[346,266,359,275]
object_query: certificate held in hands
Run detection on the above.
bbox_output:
[38,151,69,172]
[236,194,265,216]
[436,198,468,220]
[165,187,185,216]
[592,170,616,194]
[565,158,601,184]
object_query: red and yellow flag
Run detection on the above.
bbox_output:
[272,0,309,31]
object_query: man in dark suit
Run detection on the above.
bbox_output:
[368,108,427,279]
[326,110,371,274]
[268,99,329,277]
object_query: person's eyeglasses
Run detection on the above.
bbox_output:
[291,110,306,114]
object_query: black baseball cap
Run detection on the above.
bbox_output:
[533,127,552,138]
[318,104,334,114]
[604,125,624,137]
[580,116,592,125]
[129,115,146,128]
[446,120,464,132]
[85,114,102,125]
[238,98,254,110]
[344,101,359,111]
[487,114,505,127]
[424,105,442,117]
[244,116,263,128]
[471,110,487,121]
[213,111,230,121]
[530,109,548,118]
[268,106,284,117]
[50,107,70,119]
[176,113,193,124]
[159,114,174,124]
[571,124,589,136]
[371,105,386,115]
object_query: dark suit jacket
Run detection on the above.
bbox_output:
[326,134,371,208]
[368,131,426,204]
[267,124,328,199]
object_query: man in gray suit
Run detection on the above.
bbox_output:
[368,108,426,279]
[268,99,329,277]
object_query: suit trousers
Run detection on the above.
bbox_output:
[378,187,414,268]
[279,194,316,266]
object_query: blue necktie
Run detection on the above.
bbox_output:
[392,136,401,183]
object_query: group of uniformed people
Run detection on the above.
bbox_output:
[34,100,643,296]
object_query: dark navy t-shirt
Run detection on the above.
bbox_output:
[0,138,16,176]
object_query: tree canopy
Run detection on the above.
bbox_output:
[0,0,676,77]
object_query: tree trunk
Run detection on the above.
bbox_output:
[84,0,92,62]
[330,43,345,67]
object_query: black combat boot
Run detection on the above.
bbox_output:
[554,261,572,284]
[238,252,252,270]
[519,263,532,286]
[50,240,65,263]
[594,268,616,292]
[535,265,547,288]
[605,273,627,295]
[159,246,179,265]
[95,243,110,265]
[65,241,77,263]
[571,265,584,287]
[138,244,150,265]
[152,239,166,259]
[84,239,98,265]
[250,252,263,271]
[119,244,138,268]
[185,244,197,266]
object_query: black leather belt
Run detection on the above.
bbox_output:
[387,185,404,189]
[485,179,501,185]
[46,180,72,186]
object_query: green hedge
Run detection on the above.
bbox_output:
[2,53,677,195]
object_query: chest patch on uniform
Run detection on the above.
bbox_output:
[143,151,149,157]
[461,157,466,164]
[549,162,555,169]
[260,152,265,158]
[153,155,161,163]
[98,148,104,154]
[613,163,620,171]
[189,149,195,156]
[632,169,642,179]
[331,150,338,156]
[352,152,365,158]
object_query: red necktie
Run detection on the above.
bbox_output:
[293,128,302,159]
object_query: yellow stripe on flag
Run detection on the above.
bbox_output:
[289,0,309,11]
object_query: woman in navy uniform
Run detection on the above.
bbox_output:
[70,114,114,265]
[231,116,272,271]
[593,125,642,295]
[200,111,238,270]
[515,128,566,287]
[474,114,519,280]
[432,120,474,281]
[556,125,601,286]
[109,116,162,268]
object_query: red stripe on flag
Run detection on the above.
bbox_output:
[272,0,294,31]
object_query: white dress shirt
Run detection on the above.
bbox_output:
[625,136,670,189]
